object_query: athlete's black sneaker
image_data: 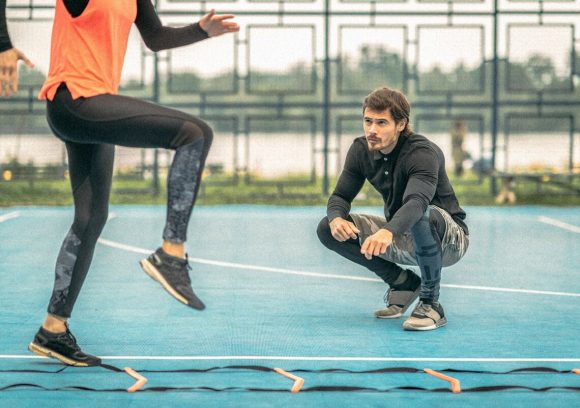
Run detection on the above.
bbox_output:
[28,325,101,367]
[139,247,206,310]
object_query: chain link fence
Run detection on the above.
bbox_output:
[1,0,579,196]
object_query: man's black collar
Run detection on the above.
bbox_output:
[371,133,409,161]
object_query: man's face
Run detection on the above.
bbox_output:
[363,108,406,153]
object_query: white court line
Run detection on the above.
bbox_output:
[1,354,579,363]
[98,238,379,283]
[0,211,20,223]
[442,284,580,297]
[107,212,117,221]
[98,238,580,298]
[538,216,580,234]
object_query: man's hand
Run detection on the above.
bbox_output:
[0,48,34,97]
[329,217,360,242]
[199,9,240,38]
[360,228,393,260]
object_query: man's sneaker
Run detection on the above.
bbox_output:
[374,272,421,319]
[140,247,205,310]
[402,301,447,331]
[28,325,101,367]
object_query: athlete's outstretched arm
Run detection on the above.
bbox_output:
[135,0,239,52]
[0,0,33,97]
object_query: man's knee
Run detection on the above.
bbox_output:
[316,217,333,247]
[428,209,446,241]
[411,208,445,242]
[410,208,430,233]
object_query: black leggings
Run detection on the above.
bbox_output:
[317,216,405,284]
[316,212,446,291]
[46,84,213,319]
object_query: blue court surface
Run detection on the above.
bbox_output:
[0,205,579,407]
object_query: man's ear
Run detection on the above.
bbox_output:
[397,120,406,132]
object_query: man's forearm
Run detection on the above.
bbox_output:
[0,0,13,52]
[327,194,352,222]
[384,198,426,235]
[326,167,364,222]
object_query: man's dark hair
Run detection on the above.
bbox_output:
[362,87,412,136]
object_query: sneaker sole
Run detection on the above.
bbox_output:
[140,258,190,306]
[375,311,403,319]
[403,317,448,331]
[375,286,421,319]
[28,342,90,367]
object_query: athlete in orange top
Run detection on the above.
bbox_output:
[10,0,239,367]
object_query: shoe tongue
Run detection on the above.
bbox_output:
[41,327,65,337]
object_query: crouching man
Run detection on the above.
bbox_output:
[317,87,469,331]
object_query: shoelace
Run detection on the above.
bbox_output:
[156,251,193,286]
[56,329,81,352]
[382,289,391,305]
[180,254,192,286]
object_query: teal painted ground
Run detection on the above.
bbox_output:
[1,206,579,407]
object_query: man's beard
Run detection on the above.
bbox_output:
[366,137,382,151]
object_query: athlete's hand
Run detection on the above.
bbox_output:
[360,229,393,260]
[329,217,360,242]
[0,48,34,97]
[199,9,240,38]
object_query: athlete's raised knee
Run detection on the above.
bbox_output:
[170,121,213,149]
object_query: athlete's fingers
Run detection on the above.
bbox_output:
[0,65,8,95]
[223,23,240,30]
[330,226,342,241]
[217,26,239,34]
[9,68,18,94]
[220,21,239,28]
[205,9,216,20]
[213,14,236,21]
[380,242,388,255]
[346,222,360,238]
[333,227,348,242]
[361,238,372,260]
[199,9,216,26]
[3,69,13,96]
[17,50,34,68]
[332,233,346,242]
[373,241,382,257]
[344,224,358,240]
[345,223,359,238]
[367,240,378,257]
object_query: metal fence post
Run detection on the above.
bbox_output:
[322,0,331,196]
